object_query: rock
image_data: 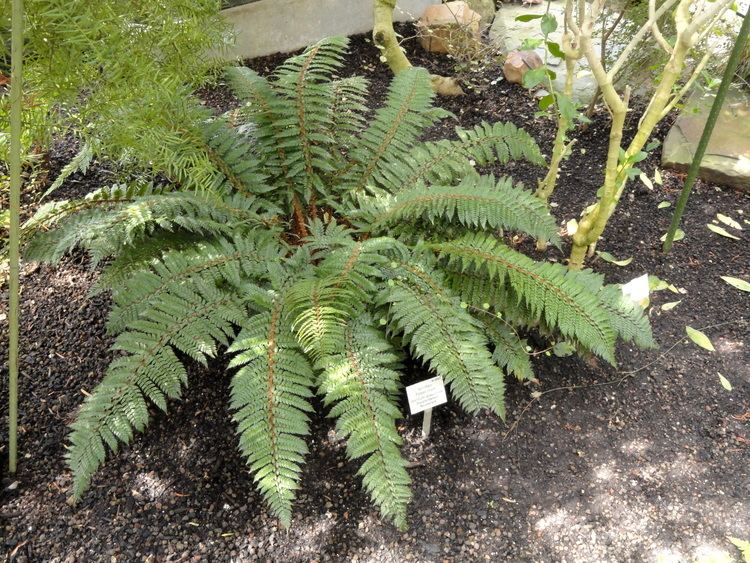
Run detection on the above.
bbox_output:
[417,1,481,54]
[550,67,598,105]
[465,0,496,26]
[662,86,750,192]
[502,49,543,84]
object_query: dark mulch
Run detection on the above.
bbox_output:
[1,27,749,562]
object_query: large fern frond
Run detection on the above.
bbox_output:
[24,185,264,265]
[199,117,267,197]
[377,121,545,194]
[430,233,618,363]
[343,67,444,196]
[106,232,283,334]
[228,296,315,528]
[358,174,560,246]
[272,37,350,194]
[317,316,411,529]
[378,258,505,417]
[68,282,246,500]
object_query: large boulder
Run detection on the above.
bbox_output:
[417,1,482,54]
[662,87,750,192]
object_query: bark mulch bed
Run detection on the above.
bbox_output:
[2,28,749,562]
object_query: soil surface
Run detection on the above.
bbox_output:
[2,28,749,563]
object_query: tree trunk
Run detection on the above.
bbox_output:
[372,0,464,97]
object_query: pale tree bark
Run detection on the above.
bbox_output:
[563,0,734,269]
[373,0,464,96]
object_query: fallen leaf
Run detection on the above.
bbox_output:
[716,213,742,230]
[660,228,685,242]
[639,173,654,190]
[720,276,750,292]
[661,300,681,311]
[596,251,633,266]
[686,326,715,352]
[707,223,740,240]
[657,201,671,209]
[654,168,663,185]
[718,373,732,391]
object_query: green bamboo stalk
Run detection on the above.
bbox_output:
[8,0,24,474]
[663,10,750,252]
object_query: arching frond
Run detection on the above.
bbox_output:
[430,233,618,363]
[343,67,444,196]
[317,316,411,530]
[68,282,246,500]
[377,121,545,194]
[378,258,506,417]
[106,232,284,334]
[359,175,560,245]
[228,297,315,528]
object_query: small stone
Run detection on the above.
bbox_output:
[502,50,542,84]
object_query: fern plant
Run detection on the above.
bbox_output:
[24,37,655,530]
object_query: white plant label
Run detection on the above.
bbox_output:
[621,273,650,308]
[406,376,447,415]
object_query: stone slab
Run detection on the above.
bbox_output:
[221,0,439,59]
[662,87,750,192]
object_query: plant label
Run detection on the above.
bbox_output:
[622,274,650,308]
[406,376,447,415]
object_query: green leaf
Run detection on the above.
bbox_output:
[552,341,575,357]
[707,223,740,240]
[716,213,742,230]
[720,276,750,292]
[718,373,732,391]
[515,14,544,21]
[541,14,558,35]
[546,41,565,59]
[657,201,671,209]
[596,251,633,267]
[519,38,544,50]
[522,67,548,89]
[661,300,681,311]
[660,229,684,242]
[686,326,715,352]
[538,93,555,111]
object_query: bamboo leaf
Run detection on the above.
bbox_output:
[685,326,715,352]
[716,213,742,230]
[654,169,662,185]
[720,276,750,292]
[707,223,740,240]
[718,373,732,391]
[596,251,632,267]
[660,229,684,242]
